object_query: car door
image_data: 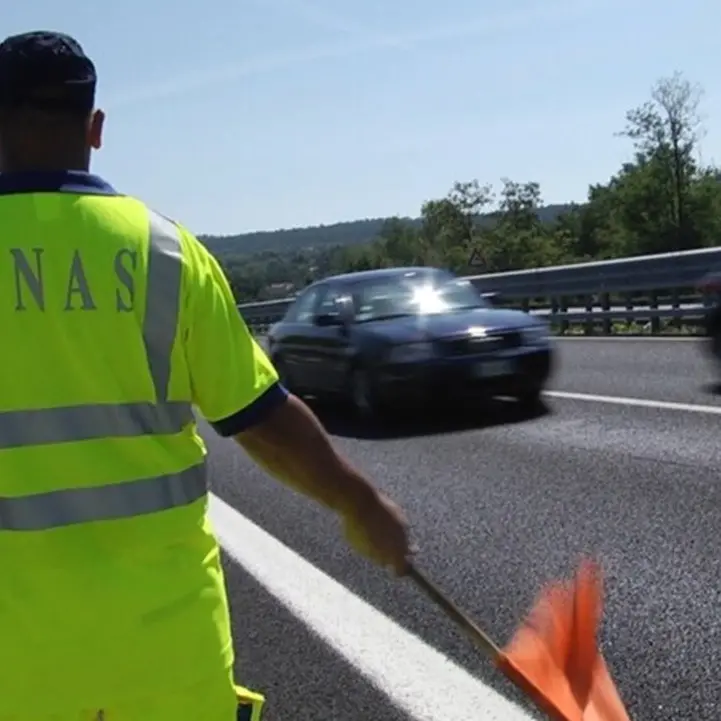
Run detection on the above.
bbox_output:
[274,286,324,389]
[303,284,355,393]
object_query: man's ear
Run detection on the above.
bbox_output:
[88,108,105,150]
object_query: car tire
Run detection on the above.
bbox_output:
[711,327,721,363]
[349,366,381,420]
[702,306,721,367]
[515,385,544,411]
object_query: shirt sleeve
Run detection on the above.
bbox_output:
[180,229,288,436]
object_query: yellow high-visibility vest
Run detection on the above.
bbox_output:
[0,170,283,715]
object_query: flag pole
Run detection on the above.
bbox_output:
[407,564,502,659]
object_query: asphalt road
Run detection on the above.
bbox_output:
[205,337,721,721]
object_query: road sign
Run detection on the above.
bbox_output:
[468,247,485,268]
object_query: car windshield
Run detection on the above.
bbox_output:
[353,273,487,322]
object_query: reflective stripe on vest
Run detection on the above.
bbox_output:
[1,210,207,531]
[0,463,207,531]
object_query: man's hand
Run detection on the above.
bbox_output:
[341,489,414,575]
[235,392,416,575]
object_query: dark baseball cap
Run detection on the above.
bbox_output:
[0,31,96,113]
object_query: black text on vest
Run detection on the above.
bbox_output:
[10,248,137,312]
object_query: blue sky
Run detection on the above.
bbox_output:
[7,0,721,236]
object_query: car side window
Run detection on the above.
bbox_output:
[355,281,412,321]
[316,285,349,316]
[284,287,321,323]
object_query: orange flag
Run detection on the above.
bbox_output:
[497,558,631,721]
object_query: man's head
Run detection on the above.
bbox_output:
[0,31,105,172]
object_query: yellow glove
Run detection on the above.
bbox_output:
[341,489,415,575]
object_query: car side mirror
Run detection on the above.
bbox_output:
[481,292,503,307]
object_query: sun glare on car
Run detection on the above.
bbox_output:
[411,284,449,314]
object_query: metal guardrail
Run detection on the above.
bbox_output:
[236,246,721,334]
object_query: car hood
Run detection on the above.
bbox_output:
[358,308,541,342]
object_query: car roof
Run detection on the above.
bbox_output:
[314,266,447,288]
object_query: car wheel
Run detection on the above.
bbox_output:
[711,327,721,362]
[349,367,380,419]
[705,307,721,358]
[515,385,544,411]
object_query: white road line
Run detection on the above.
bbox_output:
[209,495,533,721]
[546,390,721,416]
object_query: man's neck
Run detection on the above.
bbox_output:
[1,161,90,174]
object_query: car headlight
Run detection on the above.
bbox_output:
[388,342,435,363]
[522,324,549,344]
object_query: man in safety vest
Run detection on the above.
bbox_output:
[0,30,413,721]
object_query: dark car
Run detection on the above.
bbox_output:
[266,266,554,417]
[699,271,721,362]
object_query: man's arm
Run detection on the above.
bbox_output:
[233,393,411,573]
[181,231,412,573]
[232,392,376,515]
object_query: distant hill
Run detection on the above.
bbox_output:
[200,203,576,257]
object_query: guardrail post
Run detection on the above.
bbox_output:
[600,292,611,335]
[624,292,633,334]
[583,295,594,335]
[651,288,668,333]
[559,297,569,335]
[650,291,660,334]
[550,296,558,329]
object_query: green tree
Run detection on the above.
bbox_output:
[421,180,494,271]
[376,217,425,266]
[618,72,709,252]
[480,180,561,270]
[577,73,721,259]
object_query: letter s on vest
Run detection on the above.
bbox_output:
[114,249,137,312]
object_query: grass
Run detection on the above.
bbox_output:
[553,319,705,336]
